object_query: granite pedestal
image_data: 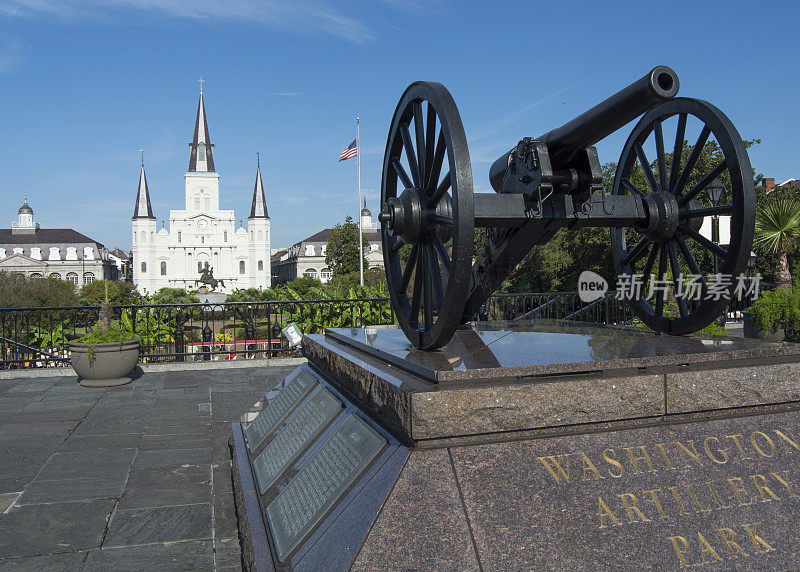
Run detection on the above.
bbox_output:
[231,321,800,570]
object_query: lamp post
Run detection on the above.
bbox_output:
[707,178,725,276]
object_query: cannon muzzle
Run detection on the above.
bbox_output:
[489,66,680,191]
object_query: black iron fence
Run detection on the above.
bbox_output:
[0,299,394,368]
[0,288,766,369]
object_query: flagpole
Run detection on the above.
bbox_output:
[357,116,364,287]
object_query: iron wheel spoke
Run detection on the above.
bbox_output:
[390,235,406,254]
[429,214,453,226]
[621,236,649,267]
[655,243,667,317]
[668,113,687,193]
[428,172,451,208]
[391,157,413,190]
[430,233,451,275]
[422,248,433,331]
[427,130,446,193]
[671,125,711,196]
[424,103,436,189]
[409,247,423,325]
[667,241,688,318]
[399,245,418,292]
[655,120,668,194]
[427,241,445,310]
[678,224,728,259]
[675,233,708,296]
[622,178,648,199]
[634,142,660,193]
[678,160,727,206]
[641,242,659,282]
[413,101,426,183]
[681,204,733,218]
[400,123,421,188]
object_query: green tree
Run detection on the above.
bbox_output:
[79,279,141,305]
[150,287,199,305]
[226,287,277,303]
[325,215,369,277]
[755,197,800,291]
[0,273,78,308]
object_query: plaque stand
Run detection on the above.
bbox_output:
[232,322,800,570]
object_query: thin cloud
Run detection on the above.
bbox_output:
[468,81,583,143]
[0,39,23,74]
[0,0,374,44]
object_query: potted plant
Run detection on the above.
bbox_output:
[744,288,796,342]
[69,284,140,387]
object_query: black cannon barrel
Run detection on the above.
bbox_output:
[489,65,680,191]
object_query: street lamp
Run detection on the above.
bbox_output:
[707,178,725,275]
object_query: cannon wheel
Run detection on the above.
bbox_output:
[611,97,755,334]
[380,82,474,350]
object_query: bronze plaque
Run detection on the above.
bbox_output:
[265,414,386,561]
[244,368,317,451]
[253,387,342,494]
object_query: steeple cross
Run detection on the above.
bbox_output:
[198,76,205,93]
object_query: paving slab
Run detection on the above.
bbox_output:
[0,499,114,558]
[83,540,214,571]
[16,476,126,505]
[35,448,137,481]
[132,447,210,469]
[104,503,212,546]
[118,465,211,509]
[0,552,87,571]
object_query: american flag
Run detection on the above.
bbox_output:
[338,139,358,161]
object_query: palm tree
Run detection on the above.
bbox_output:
[755,197,800,290]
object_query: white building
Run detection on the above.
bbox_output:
[271,202,382,285]
[131,90,271,294]
[0,200,117,283]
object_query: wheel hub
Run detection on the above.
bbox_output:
[642,191,679,241]
[379,188,452,245]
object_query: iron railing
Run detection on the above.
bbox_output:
[0,286,769,369]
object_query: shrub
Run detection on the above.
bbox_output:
[748,289,797,334]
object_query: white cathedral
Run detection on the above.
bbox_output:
[132,89,271,295]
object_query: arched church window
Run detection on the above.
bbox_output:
[198,261,203,273]
[141,262,147,273]
[178,232,181,244]
[201,236,205,244]
[258,230,263,241]
[239,261,245,274]
[224,231,228,242]
[160,261,167,276]
[198,142,206,161]
[204,194,210,210]
[141,231,146,241]
[258,260,263,271]
[195,196,201,210]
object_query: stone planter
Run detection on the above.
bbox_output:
[69,340,140,387]
[742,311,785,342]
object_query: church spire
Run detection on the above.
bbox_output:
[249,154,268,219]
[132,161,155,220]
[188,81,215,172]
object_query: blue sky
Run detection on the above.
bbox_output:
[0,0,798,251]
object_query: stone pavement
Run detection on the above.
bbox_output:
[0,361,300,570]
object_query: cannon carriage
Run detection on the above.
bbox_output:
[379,66,755,349]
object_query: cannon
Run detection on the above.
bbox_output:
[379,66,755,349]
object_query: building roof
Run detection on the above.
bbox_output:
[0,228,106,247]
[18,201,33,215]
[188,92,215,172]
[249,159,269,219]
[132,163,155,220]
[109,247,131,260]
